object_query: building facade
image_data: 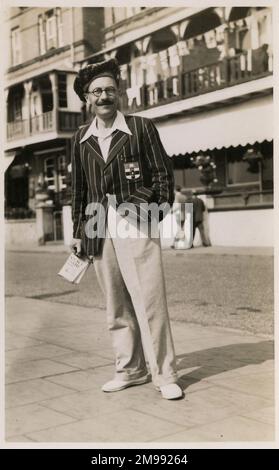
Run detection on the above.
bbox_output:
[4,6,104,243]
[4,6,273,247]
[77,6,273,247]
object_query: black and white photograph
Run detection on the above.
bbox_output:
[1,0,277,449]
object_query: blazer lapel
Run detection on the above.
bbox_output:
[105,130,129,168]
[85,135,106,168]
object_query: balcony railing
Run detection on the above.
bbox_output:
[119,47,272,113]
[58,111,82,131]
[31,111,54,134]
[7,110,82,142]
[7,120,28,140]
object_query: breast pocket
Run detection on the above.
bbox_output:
[124,161,142,181]
[121,152,143,183]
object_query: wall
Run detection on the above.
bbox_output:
[159,208,273,247]
[208,208,273,246]
[67,73,82,111]
[8,7,75,65]
[5,219,37,246]
[6,7,89,81]
[8,7,46,65]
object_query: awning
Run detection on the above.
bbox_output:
[156,95,273,156]
[3,152,16,172]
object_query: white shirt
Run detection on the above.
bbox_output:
[79,110,132,161]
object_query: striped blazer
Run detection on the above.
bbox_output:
[71,114,174,256]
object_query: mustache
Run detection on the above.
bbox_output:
[96,100,114,106]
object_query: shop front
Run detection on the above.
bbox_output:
[156,93,273,246]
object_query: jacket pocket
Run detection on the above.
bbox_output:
[123,160,142,182]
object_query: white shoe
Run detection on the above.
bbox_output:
[102,375,149,392]
[159,383,183,400]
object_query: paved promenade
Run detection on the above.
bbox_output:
[5,294,274,444]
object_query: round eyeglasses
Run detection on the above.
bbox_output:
[87,87,117,98]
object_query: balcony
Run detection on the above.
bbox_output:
[6,110,82,143]
[119,46,272,114]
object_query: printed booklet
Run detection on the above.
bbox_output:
[58,253,91,284]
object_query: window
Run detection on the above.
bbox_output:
[227,160,259,185]
[44,154,67,192]
[57,8,63,47]
[226,150,260,186]
[44,157,56,190]
[38,8,63,54]
[38,16,46,54]
[261,141,273,190]
[58,155,67,190]
[11,27,21,65]
[13,95,22,121]
[262,157,273,190]
[173,167,204,190]
[46,10,57,49]
[58,73,67,108]
[185,168,204,189]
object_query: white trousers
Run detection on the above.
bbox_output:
[93,206,178,387]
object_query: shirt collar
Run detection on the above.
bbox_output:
[79,110,132,143]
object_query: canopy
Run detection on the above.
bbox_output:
[156,95,273,156]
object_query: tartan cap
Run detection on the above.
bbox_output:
[73,58,120,102]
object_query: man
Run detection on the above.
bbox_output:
[71,59,182,400]
[186,190,211,247]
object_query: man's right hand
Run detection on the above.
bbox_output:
[70,238,82,256]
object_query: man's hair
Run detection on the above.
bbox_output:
[175,185,182,192]
[73,58,121,102]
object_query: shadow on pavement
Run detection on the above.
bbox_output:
[176,340,274,391]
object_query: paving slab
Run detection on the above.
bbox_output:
[152,415,274,442]
[6,403,76,438]
[206,371,274,400]
[5,332,44,351]
[6,359,78,384]
[25,409,186,442]
[15,325,112,352]
[5,344,76,365]
[5,379,76,408]
[51,351,113,370]
[239,406,275,426]
[39,388,129,420]
[43,366,116,392]
[6,435,35,442]
[6,296,106,326]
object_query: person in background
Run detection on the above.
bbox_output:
[186,190,211,248]
[171,186,188,248]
